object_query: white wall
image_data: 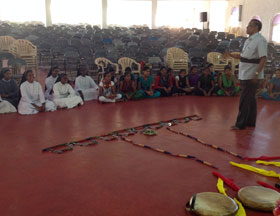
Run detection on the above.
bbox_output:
[226,0,280,41]
[209,0,228,32]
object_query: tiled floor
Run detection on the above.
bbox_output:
[0,94,279,216]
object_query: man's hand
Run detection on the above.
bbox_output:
[252,72,259,83]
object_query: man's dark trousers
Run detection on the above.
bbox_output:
[235,80,259,129]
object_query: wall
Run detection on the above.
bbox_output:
[226,0,280,41]
[209,0,229,32]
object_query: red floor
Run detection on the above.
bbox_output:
[0,96,279,216]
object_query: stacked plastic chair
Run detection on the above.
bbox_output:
[207,52,229,72]
[166,47,189,73]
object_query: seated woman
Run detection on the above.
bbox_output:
[175,69,193,95]
[75,65,99,101]
[197,67,215,96]
[208,63,221,84]
[119,71,141,100]
[18,70,56,115]
[257,77,269,97]
[0,68,19,107]
[138,66,160,99]
[99,71,122,103]
[0,96,17,114]
[119,67,135,82]
[53,73,83,109]
[44,66,60,100]
[208,63,221,94]
[217,66,240,96]
[261,69,280,101]
[168,68,176,87]
[186,66,200,94]
[154,66,174,97]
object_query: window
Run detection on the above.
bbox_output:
[0,0,45,24]
[156,1,207,29]
[107,0,152,28]
[272,14,280,44]
[229,7,239,27]
[51,0,102,25]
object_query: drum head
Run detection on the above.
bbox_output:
[187,192,238,216]
[238,186,280,212]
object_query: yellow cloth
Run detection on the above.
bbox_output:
[217,178,228,196]
[230,161,280,179]
[216,178,246,216]
[256,160,280,167]
[234,198,246,216]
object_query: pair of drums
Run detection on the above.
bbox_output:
[186,186,280,216]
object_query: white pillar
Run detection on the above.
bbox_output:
[152,0,157,29]
[45,0,52,26]
[102,0,108,28]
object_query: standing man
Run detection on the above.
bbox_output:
[226,19,267,130]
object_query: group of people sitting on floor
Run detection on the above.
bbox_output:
[0,63,279,115]
[260,68,280,101]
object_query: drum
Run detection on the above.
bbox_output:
[186,192,238,216]
[238,186,280,212]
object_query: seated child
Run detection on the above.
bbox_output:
[119,71,142,100]
[99,71,122,103]
[261,68,280,101]
[187,66,200,95]
[197,67,215,96]
[138,66,160,99]
[217,66,240,96]
[175,69,194,95]
[154,66,175,97]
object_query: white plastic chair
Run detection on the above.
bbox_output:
[166,47,188,73]
[95,57,119,82]
[118,57,141,75]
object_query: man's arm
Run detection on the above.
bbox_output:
[225,51,241,59]
[256,56,267,74]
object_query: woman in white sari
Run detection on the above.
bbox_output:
[75,66,99,101]
[18,70,56,115]
[44,66,60,100]
[53,73,83,109]
[0,96,16,114]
